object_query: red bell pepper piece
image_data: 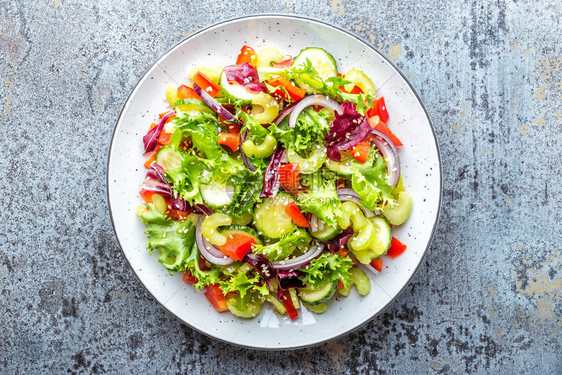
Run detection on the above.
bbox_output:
[227,124,240,135]
[204,284,229,312]
[368,118,403,147]
[177,85,201,100]
[284,202,310,228]
[350,137,371,163]
[281,291,299,320]
[217,234,256,261]
[139,189,156,203]
[367,97,389,123]
[192,71,220,98]
[386,237,407,258]
[236,45,257,66]
[268,77,307,101]
[182,269,198,284]
[157,132,171,146]
[218,132,240,152]
[159,111,176,121]
[338,84,364,95]
[278,163,300,195]
[370,258,383,272]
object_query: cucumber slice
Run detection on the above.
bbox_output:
[298,281,337,306]
[155,147,184,171]
[253,194,295,239]
[220,225,263,245]
[220,70,259,103]
[344,69,376,94]
[200,181,234,208]
[291,47,338,93]
[370,216,392,254]
[227,296,263,318]
[309,221,340,241]
[382,191,413,225]
[287,146,326,174]
[324,158,354,177]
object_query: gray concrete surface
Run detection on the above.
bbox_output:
[1,1,561,374]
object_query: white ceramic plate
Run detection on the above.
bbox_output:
[107,15,441,349]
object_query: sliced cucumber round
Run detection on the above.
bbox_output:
[291,47,338,93]
[253,194,295,239]
[227,296,263,318]
[344,69,376,94]
[200,181,234,208]
[298,281,337,306]
[156,146,184,171]
[325,158,355,178]
[220,70,259,103]
[309,221,340,241]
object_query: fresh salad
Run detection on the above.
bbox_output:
[137,45,412,319]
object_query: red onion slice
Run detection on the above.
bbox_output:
[273,100,300,126]
[336,187,378,217]
[371,130,400,187]
[143,111,176,153]
[309,215,326,233]
[288,95,342,128]
[193,204,213,216]
[239,129,257,172]
[271,241,325,272]
[193,83,240,126]
[195,216,235,265]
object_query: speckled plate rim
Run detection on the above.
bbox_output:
[106,13,442,350]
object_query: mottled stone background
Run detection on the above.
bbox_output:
[1,0,561,374]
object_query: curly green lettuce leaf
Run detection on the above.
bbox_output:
[186,243,221,290]
[223,168,264,217]
[252,227,312,261]
[299,253,354,289]
[273,60,376,115]
[269,107,331,155]
[211,153,246,183]
[351,152,395,210]
[237,107,269,141]
[165,154,210,205]
[137,204,194,274]
[219,270,269,298]
[297,170,342,227]
[171,111,223,159]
